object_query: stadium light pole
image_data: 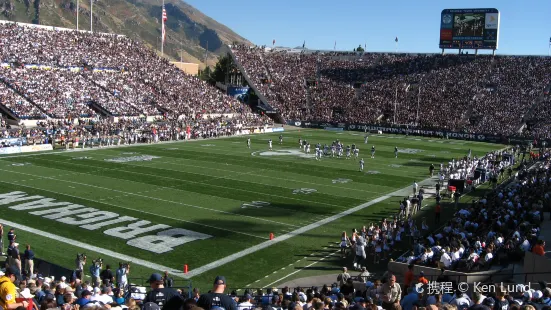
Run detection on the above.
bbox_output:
[393,86,398,124]
[416,86,421,126]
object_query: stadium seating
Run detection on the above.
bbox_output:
[232,45,551,136]
[0,23,255,121]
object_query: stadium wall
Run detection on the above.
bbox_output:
[387,261,513,288]
[171,62,199,75]
[286,120,535,144]
[523,251,551,283]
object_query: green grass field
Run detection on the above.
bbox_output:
[0,129,503,292]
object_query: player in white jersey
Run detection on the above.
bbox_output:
[394,146,398,158]
[317,148,323,160]
[315,145,320,160]
[354,148,359,159]
[337,144,343,158]
[279,135,283,144]
[247,138,251,149]
[364,135,368,144]
[268,139,273,150]
[346,146,351,159]
[331,145,336,157]
[359,158,365,171]
[371,146,376,158]
[306,143,311,154]
[299,138,302,148]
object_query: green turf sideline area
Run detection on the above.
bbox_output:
[0,129,502,290]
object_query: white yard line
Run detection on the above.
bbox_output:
[0,217,190,277]
[129,155,394,196]
[0,180,268,240]
[0,168,297,228]
[47,154,344,209]
[182,175,438,278]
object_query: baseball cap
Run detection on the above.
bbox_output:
[148,273,163,283]
[143,302,161,310]
[483,297,495,307]
[5,266,18,276]
[214,276,226,285]
[351,304,366,310]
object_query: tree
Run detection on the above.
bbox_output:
[199,66,213,83]
[356,44,365,52]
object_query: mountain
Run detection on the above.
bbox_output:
[0,0,250,67]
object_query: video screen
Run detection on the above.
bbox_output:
[453,13,485,37]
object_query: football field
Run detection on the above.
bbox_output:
[0,129,502,290]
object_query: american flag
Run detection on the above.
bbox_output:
[162,5,167,43]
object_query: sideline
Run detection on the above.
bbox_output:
[0,218,189,277]
[182,175,439,278]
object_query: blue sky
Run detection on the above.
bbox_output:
[184,0,551,55]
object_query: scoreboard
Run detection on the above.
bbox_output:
[439,8,500,50]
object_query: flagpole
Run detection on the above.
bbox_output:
[90,0,93,32]
[76,0,79,31]
[161,0,164,56]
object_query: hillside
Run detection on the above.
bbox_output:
[0,0,250,67]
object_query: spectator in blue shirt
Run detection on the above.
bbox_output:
[75,290,93,307]
[400,287,419,310]
[89,263,101,287]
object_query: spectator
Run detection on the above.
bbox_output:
[197,276,236,310]
[75,289,92,307]
[238,294,254,310]
[358,267,370,283]
[23,244,34,279]
[143,273,183,309]
[532,240,545,256]
[403,265,414,293]
[99,264,114,286]
[382,274,402,310]
[400,288,418,310]
[0,267,29,309]
[337,267,350,286]
[115,262,129,290]
[163,270,173,288]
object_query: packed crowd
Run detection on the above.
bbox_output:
[232,46,551,136]
[0,23,251,120]
[334,149,514,274]
[0,113,272,148]
[523,94,551,140]
[395,152,546,274]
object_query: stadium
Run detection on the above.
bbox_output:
[0,2,550,310]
